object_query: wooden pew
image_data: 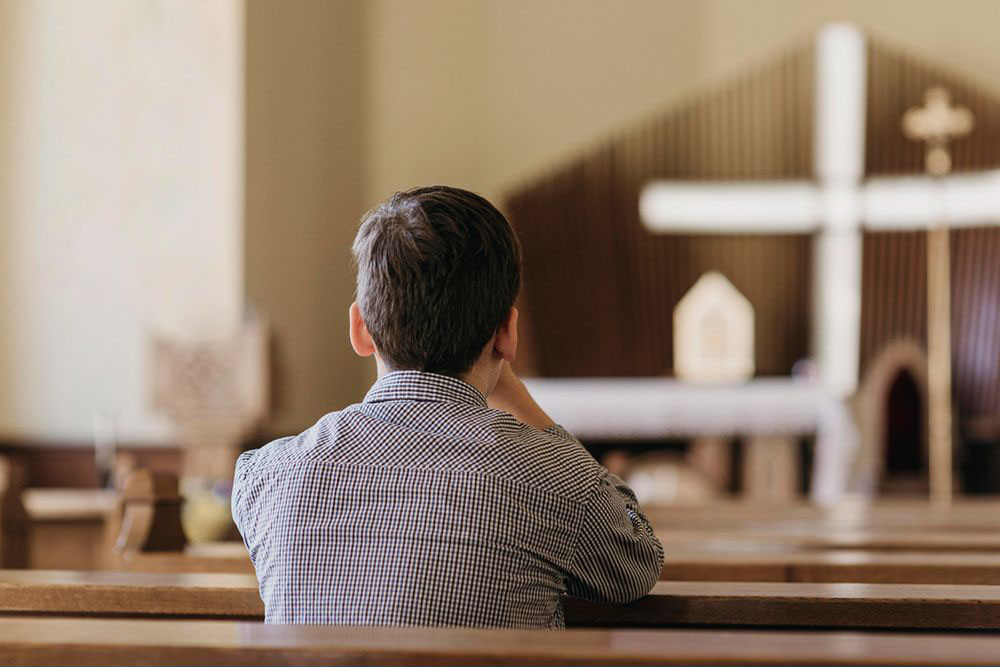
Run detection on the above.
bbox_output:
[564,581,1000,630]
[656,525,1000,551]
[136,542,254,574]
[0,570,259,620]
[4,618,1000,666]
[645,499,1000,533]
[23,487,117,570]
[108,469,252,574]
[661,549,1000,584]
[21,456,171,572]
[3,570,1000,632]
[648,500,1000,555]
[111,469,194,572]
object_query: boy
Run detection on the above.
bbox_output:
[232,186,663,627]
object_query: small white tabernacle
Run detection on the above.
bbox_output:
[523,377,858,505]
[674,271,755,383]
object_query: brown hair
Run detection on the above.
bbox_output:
[352,186,522,376]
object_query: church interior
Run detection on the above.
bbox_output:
[2,0,1000,663]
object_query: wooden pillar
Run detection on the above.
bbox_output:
[927,225,953,507]
[0,457,29,568]
[688,436,732,493]
[742,435,800,502]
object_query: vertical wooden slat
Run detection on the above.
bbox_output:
[861,41,1000,425]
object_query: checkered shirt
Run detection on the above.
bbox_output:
[232,371,663,628]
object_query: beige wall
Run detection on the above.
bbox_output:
[0,0,243,443]
[0,0,20,439]
[245,0,370,434]
[700,0,1000,87]
[363,0,1000,207]
[363,0,708,205]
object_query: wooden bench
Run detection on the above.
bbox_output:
[646,499,1000,532]
[565,581,1000,630]
[106,470,251,573]
[656,528,1000,552]
[21,486,115,570]
[662,549,1000,583]
[4,618,1000,666]
[4,570,1000,631]
[0,570,260,620]
[18,466,198,573]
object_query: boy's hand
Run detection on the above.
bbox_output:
[488,362,555,430]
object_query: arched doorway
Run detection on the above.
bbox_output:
[881,369,927,494]
[856,340,929,497]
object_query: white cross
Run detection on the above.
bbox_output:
[640,23,1000,399]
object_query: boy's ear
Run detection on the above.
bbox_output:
[494,306,518,362]
[349,302,376,358]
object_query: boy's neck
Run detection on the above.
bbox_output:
[374,356,499,399]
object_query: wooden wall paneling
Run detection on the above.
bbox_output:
[951,228,1000,418]
[862,40,1000,422]
[503,189,539,376]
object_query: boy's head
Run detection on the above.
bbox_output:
[350,186,522,381]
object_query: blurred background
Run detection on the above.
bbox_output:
[2,0,1000,527]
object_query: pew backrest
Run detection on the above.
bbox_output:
[112,469,187,568]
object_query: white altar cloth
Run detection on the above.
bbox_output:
[522,377,858,505]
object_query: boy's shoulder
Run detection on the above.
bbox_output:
[234,409,345,473]
[469,414,606,501]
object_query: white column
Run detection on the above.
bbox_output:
[812,24,867,398]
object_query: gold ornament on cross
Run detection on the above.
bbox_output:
[902,87,974,176]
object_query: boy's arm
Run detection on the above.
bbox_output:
[488,363,663,603]
[486,362,555,430]
[566,470,664,603]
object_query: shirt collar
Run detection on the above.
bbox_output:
[363,370,487,408]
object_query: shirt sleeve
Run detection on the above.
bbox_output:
[230,449,258,553]
[564,468,664,604]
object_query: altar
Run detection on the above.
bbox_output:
[507,22,1000,502]
[523,377,858,505]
